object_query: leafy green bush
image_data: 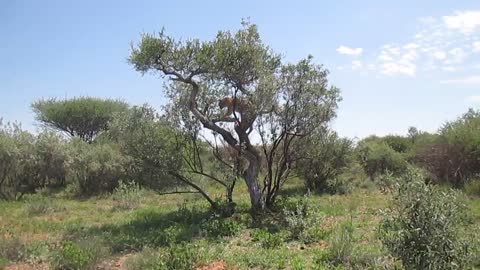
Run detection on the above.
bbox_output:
[380,168,472,269]
[251,229,285,249]
[326,220,355,266]
[67,141,130,196]
[50,239,108,270]
[413,109,480,186]
[112,180,144,210]
[280,197,328,244]
[296,130,353,193]
[464,178,480,197]
[357,139,408,179]
[107,105,183,191]
[23,194,64,216]
[125,244,198,270]
[201,217,243,238]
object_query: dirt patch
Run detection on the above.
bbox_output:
[4,263,49,270]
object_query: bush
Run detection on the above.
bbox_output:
[357,139,408,179]
[280,196,328,244]
[125,244,198,270]
[112,180,144,210]
[50,239,108,270]
[297,130,353,193]
[107,105,184,191]
[464,178,480,197]
[251,229,285,249]
[380,168,471,270]
[67,141,130,196]
[201,217,243,238]
[326,220,355,266]
[23,194,64,216]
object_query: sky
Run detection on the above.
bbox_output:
[1,0,480,139]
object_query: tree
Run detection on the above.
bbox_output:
[32,97,129,143]
[129,22,340,212]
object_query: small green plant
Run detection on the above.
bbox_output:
[23,194,63,216]
[464,178,480,197]
[281,197,328,243]
[50,239,108,270]
[124,248,165,270]
[201,217,243,238]
[380,168,472,270]
[326,220,355,266]
[125,244,199,270]
[251,229,285,249]
[112,180,143,210]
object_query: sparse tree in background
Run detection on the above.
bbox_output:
[32,97,129,143]
[129,22,340,212]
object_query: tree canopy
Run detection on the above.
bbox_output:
[32,97,129,142]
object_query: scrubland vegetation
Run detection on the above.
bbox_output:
[1,22,480,269]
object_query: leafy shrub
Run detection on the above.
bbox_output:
[251,229,285,249]
[413,109,480,186]
[380,168,471,270]
[67,141,130,196]
[23,194,64,216]
[125,244,198,270]
[112,180,144,210]
[280,197,328,243]
[464,178,480,197]
[296,130,353,193]
[201,217,243,238]
[107,105,183,191]
[373,171,397,193]
[326,220,355,266]
[357,139,408,179]
[50,239,108,270]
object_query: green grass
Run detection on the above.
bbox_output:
[0,180,479,270]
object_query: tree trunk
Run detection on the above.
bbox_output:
[243,154,264,213]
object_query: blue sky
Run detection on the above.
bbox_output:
[1,0,480,139]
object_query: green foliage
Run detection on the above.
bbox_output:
[464,179,480,197]
[23,194,64,216]
[107,105,182,191]
[32,97,129,142]
[280,196,328,243]
[414,109,480,186]
[297,130,353,193]
[326,220,355,266]
[201,217,243,238]
[68,141,130,196]
[125,244,198,270]
[251,229,285,249]
[50,239,108,270]
[380,168,471,269]
[0,122,69,200]
[129,21,341,211]
[357,138,408,179]
[112,180,144,210]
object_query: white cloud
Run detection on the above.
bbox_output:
[467,95,480,103]
[442,66,457,72]
[440,75,480,84]
[336,45,363,56]
[432,51,447,60]
[403,43,419,50]
[473,41,480,52]
[443,11,480,35]
[381,62,416,77]
[351,60,363,70]
[446,47,468,64]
